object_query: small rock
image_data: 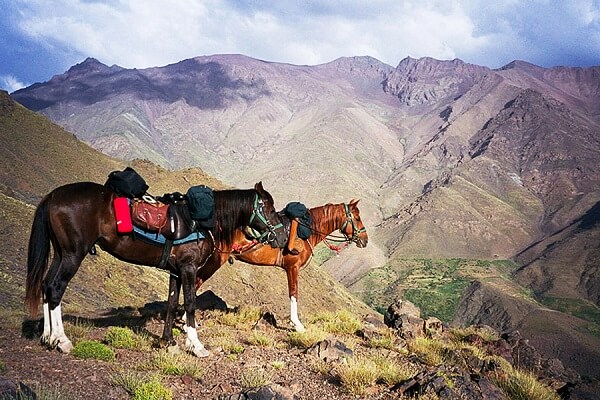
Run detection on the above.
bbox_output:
[307,339,353,362]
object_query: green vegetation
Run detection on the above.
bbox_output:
[71,340,115,361]
[354,258,517,322]
[0,359,5,372]
[112,372,173,400]
[133,377,173,400]
[540,296,600,338]
[104,326,149,350]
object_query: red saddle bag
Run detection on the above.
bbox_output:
[113,197,133,233]
[131,199,169,232]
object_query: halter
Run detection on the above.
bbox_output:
[323,203,366,254]
[248,193,284,245]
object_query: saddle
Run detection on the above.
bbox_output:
[131,193,197,241]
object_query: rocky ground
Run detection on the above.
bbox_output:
[1,298,599,400]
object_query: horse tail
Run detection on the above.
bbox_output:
[25,195,52,316]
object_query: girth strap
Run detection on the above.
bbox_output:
[158,239,174,269]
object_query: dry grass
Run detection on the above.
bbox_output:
[492,366,560,400]
[309,310,363,335]
[287,327,328,349]
[240,367,272,389]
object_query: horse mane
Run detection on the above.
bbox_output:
[308,203,343,241]
[212,188,257,247]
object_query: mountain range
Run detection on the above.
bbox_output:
[10,53,600,378]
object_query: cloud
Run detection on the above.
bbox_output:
[7,0,600,76]
[0,75,26,93]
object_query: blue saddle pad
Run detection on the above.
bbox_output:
[132,225,204,245]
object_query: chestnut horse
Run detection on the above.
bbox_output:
[25,181,285,357]
[178,200,368,333]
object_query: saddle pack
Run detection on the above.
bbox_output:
[284,202,312,240]
[131,197,169,232]
[186,185,215,228]
[104,167,148,199]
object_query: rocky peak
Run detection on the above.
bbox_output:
[383,56,490,106]
[64,57,115,76]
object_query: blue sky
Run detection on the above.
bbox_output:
[1,0,600,92]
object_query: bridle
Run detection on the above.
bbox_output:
[323,203,366,253]
[247,193,284,245]
[339,203,366,243]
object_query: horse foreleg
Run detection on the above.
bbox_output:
[181,266,209,358]
[285,265,305,332]
[161,274,181,346]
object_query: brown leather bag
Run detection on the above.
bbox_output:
[131,199,169,232]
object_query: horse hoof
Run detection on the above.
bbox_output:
[57,339,73,354]
[186,344,210,358]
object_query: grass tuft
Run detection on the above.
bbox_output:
[287,327,327,349]
[71,340,115,361]
[492,366,561,400]
[336,356,379,395]
[240,367,271,389]
[246,331,274,347]
[142,350,203,379]
[215,306,262,328]
[112,372,173,400]
[309,310,363,335]
[63,318,94,342]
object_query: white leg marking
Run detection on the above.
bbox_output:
[41,303,52,345]
[49,304,73,353]
[181,312,198,328]
[184,324,209,358]
[290,296,305,332]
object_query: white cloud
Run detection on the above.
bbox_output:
[9,0,600,71]
[0,75,26,92]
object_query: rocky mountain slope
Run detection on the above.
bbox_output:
[6,89,596,399]
[10,54,600,380]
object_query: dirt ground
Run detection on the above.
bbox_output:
[0,306,397,400]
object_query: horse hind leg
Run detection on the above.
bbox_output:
[43,253,84,353]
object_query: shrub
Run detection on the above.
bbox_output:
[71,340,115,361]
[133,376,173,400]
[104,326,137,349]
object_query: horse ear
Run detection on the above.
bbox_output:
[255,181,265,193]
[349,198,360,205]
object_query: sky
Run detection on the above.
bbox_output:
[1,0,600,93]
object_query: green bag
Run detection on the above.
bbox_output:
[186,185,215,227]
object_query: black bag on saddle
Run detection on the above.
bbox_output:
[284,202,311,239]
[186,185,215,228]
[104,167,149,199]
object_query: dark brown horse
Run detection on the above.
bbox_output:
[25,181,285,357]
[178,200,368,333]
